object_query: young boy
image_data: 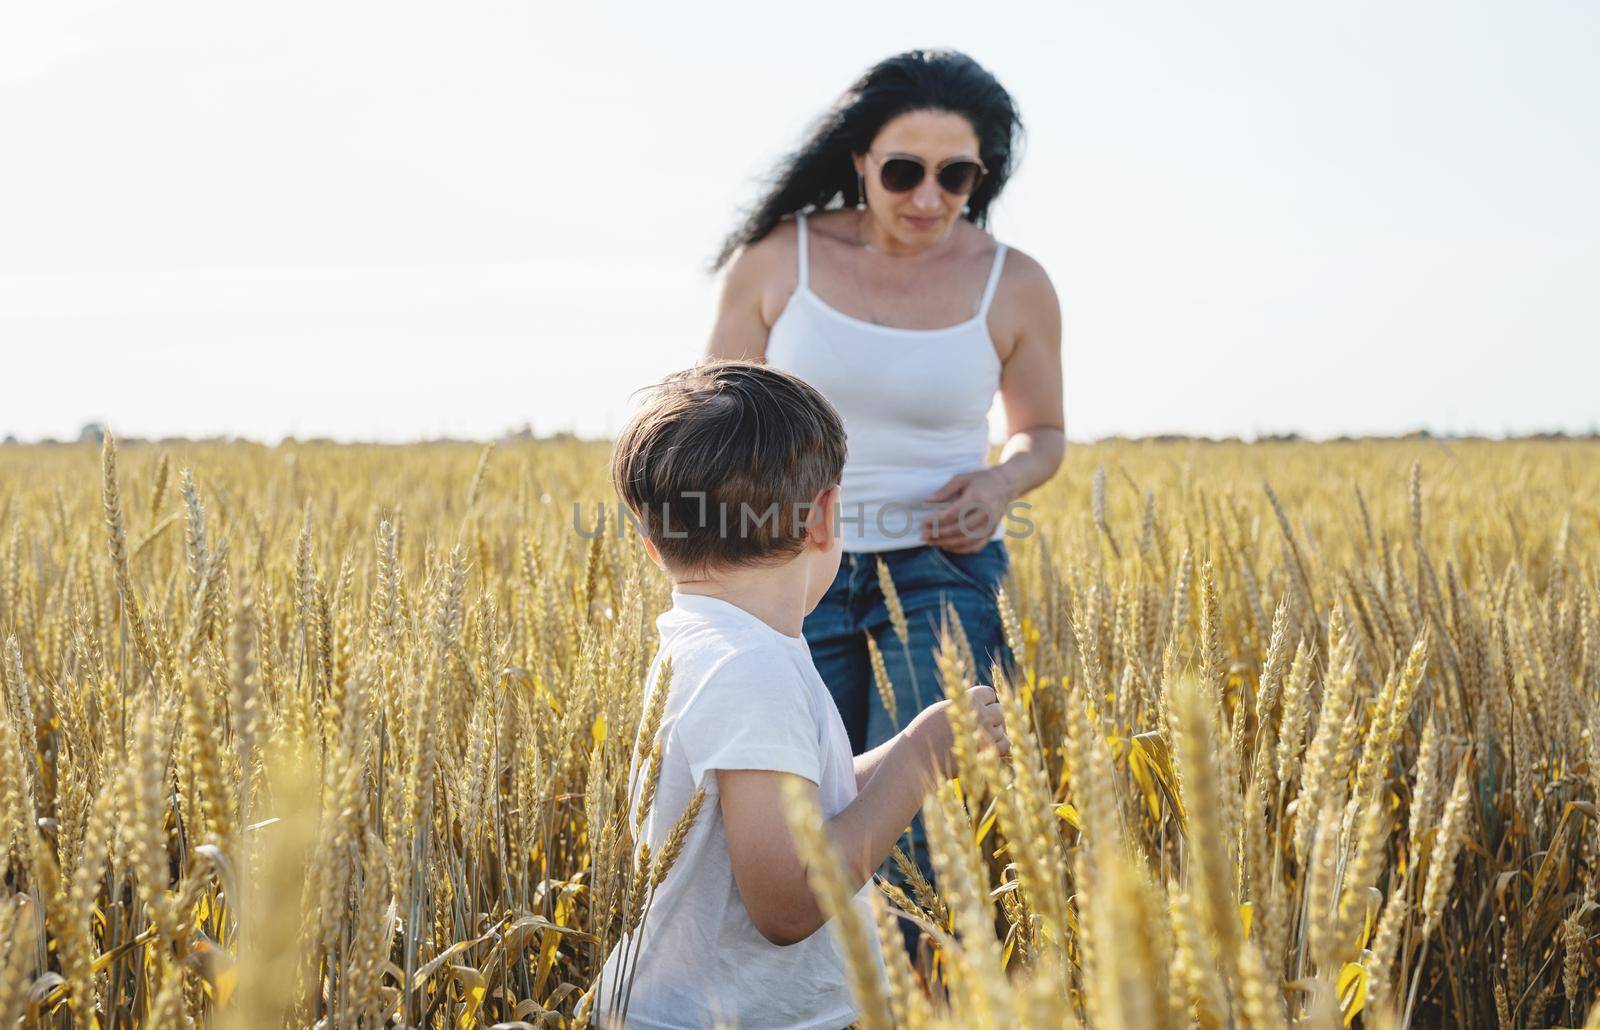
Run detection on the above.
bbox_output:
[595,361,1009,1029]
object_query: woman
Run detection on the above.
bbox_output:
[703,48,1063,928]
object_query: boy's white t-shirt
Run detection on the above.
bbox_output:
[595,590,885,1029]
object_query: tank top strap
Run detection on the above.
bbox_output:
[977,242,1009,318]
[795,211,810,291]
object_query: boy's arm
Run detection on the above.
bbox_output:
[720,687,1007,947]
[851,736,901,791]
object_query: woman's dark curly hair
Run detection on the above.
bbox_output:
[710,48,1024,272]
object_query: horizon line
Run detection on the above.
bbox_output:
[5,426,1599,449]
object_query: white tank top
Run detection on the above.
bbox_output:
[766,211,1008,552]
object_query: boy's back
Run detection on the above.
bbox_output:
[597,590,880,1029]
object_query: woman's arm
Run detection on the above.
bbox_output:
[719,687,1008,947]
[923,253,1065,552]
[992,255,1066,491]
[703,228,790,362]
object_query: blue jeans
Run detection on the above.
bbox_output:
[803,540,1014,948]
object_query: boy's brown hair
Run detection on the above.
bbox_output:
[610,360,847,574]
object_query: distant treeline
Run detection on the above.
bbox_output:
[5,423,1598,447]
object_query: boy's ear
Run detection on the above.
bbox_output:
[807,483,841,549]
[640,535,666,570]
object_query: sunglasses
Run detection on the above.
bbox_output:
[865,151,987,196]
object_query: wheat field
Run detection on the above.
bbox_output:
[0,434,1595,1028]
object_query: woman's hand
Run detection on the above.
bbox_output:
[920,466,1015,553]
[906,685,1011,780]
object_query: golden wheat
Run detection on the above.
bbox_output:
[0,435,1593,1026]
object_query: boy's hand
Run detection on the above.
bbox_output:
[908,685,1011,779]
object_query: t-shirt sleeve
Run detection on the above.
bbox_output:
[672,645,823,790]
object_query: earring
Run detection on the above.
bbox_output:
[856,172,866,210]
[961,202,971,214]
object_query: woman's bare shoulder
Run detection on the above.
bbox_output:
[800,207,859,239]
[988,242,1060,360]
[994,244,1056,303]
[722,217,799,288]
[713,217,803,343]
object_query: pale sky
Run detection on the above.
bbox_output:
[3,0,1597,443]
